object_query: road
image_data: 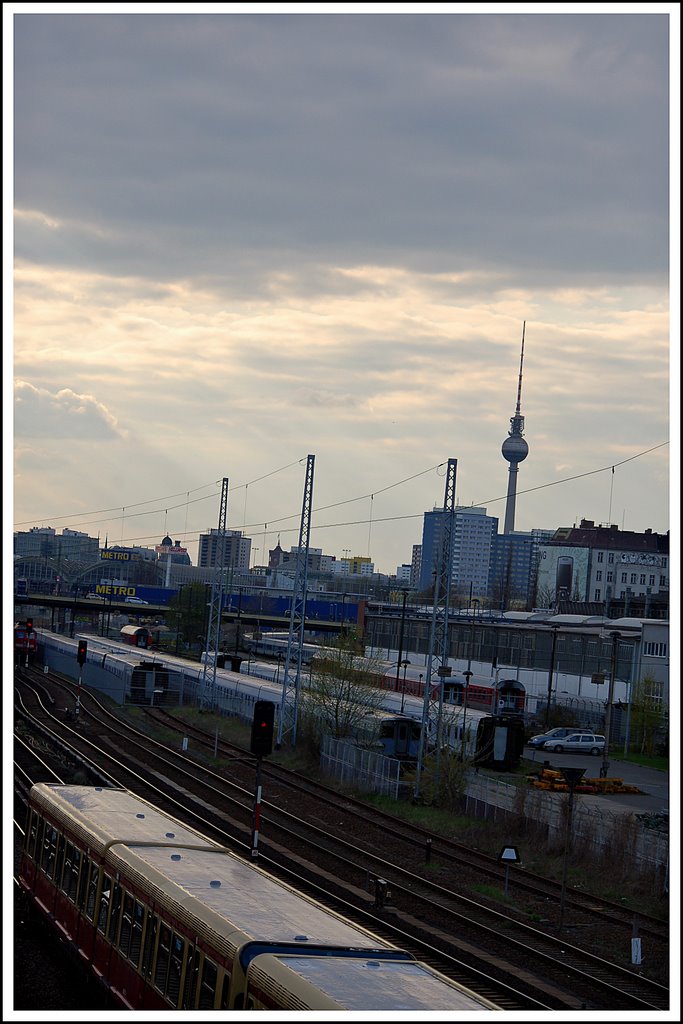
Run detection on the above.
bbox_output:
[522,746,670,817]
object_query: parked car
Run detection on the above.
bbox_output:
[125,596,149,604]
[541,733,606,755]
[526,727,592,749]
[85,593,104,600]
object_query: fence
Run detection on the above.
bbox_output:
[464,773,668,874]
[317,741,667,876]
[320,736,403,799]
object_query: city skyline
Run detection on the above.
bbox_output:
[8,8,676,576]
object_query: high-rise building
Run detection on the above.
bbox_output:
[418,506,498,598]
[489,532,535,609]
[197,529,251,570]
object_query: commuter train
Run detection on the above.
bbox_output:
[19,784,500,1011]
[36,630,524,769]
[245,632,526,715]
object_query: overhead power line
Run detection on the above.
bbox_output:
[13,442,668,544]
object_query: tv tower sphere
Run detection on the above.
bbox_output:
[501,433,529,464]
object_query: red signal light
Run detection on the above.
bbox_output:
[250,700,275,757]
[77,639,88,666]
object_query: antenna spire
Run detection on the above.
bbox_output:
[515,321,525,415]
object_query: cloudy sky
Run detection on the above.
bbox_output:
[7,5,677,575]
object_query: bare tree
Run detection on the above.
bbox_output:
[300,630,389,742]
[629,674,667,756]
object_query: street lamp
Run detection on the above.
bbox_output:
[394,589,409,709]
[175,584,185,655]
[544,624,560,731]
[234,587,243,654]
[466,598,479,674]
[600,630,621,780]
[399,659,411,714]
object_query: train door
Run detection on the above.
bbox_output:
[394,720,410,757]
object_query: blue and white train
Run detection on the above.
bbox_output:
[36,631,524,769]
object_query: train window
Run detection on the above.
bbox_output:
[129,900,145,968]
[181,947,200,1010]
[41,825,58,879]
[166,933,185,1007]
[35,815,46,861]
[119,893,134,955]
[85,864,100,921]
[77,854,90,910]
[141,912,157,980]
[97,873,112,933]
[54,833,66,889]
[108,883,123,943]
[62,842,77,900]
[219,969,231,1010]
[154,922,172,993]
[26,810,40,860]
[198,958,218,1010]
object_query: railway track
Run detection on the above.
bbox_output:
[140,704,669,944]
[15,669,671,1011]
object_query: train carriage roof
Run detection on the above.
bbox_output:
[31,785,389,957]
[255,954,498,1011]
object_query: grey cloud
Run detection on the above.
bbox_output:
[14,381,128,440]
[292,387,362,409]
[13,13,669,286]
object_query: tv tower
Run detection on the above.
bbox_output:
[501,322,529,534]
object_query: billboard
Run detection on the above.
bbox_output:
[100,549,140,561]
[536,546,590,603]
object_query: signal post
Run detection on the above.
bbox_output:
[250,701,275,859]
[75,639,87,719]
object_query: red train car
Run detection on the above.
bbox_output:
[380,668,526,715]
[18,785,500,1012]
[120,625,152,648]
[14,620,38,663]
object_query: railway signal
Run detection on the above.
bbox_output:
[75,639,88,719]
[250,701,275,860]
[250,700,275,757]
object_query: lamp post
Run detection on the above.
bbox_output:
[461,669,473,759]
[399,659,411,714]
[466,598,479,674]
[544,625,559,731]
[234,587,243,654]
[175,584,184,655]
[600,630,621,779]
[394,589,408,708]
[623,640,637,759]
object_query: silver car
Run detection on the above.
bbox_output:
[527,726,592,749]
[542,733,606,755]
